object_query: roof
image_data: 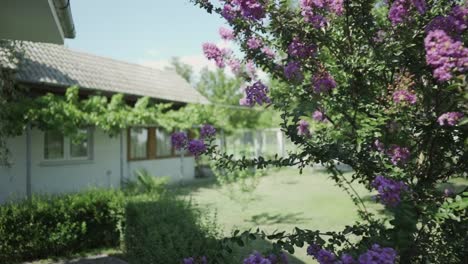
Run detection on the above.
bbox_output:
[15,41,209,104]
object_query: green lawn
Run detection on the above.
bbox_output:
[177,168,383,263]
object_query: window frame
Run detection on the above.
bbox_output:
[43,128,93,162]
[127,127,194,161]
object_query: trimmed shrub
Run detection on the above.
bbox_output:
[124,195,221,264]
[0,189,125,262]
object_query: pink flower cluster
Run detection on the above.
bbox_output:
[388,0,426,25]
[437,112,464,126]
[287,37,316,58]
[284,61,304,82]
[297,119,311,137]
[300,0,344,28]
[387,145,410,165]
[392,90,417,105]
[313,110,326,122]
[243,251,289,264]
[312,71,337,93]
[240,81,271,107]
[171,132,188,150]
[372,175,408,207]
[219,27,235,40]
[222,0,267,21]
[171,125,217,157]
[424,5,468,81]
[202,42,230,68]
[247,36,263,50]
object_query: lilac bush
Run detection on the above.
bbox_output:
[189,0,467,263]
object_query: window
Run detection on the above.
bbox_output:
[128,127,191,160]
[129,128,148,159]
[44,129,92,161]
[44,131,64,160]
[155,128,172,157]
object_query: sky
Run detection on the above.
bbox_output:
[65,0,228,73]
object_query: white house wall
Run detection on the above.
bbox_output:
[0,135,27,202]
[127,157,196,184]
[30,128,122,195]
[0,128,196,203]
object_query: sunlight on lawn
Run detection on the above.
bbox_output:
[178,168,383,264]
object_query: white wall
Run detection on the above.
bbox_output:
[0,135,27,202]
[30,128,122,195]
[0,128,196,203]
[127,156,196,184]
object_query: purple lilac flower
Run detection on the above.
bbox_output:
[171,132,188,150]
[233,0,267,21]
[261,46,276,59]
[227,58,242,75]
[243,251,271,264]
[222,4,238,22]
[424,5,468,81]
[389,0,426,25]
[313,110,325,122]
[424,29,468,81]
[444,188,454,197]
[387,145,410,165]
[188,139,207,157]
[247,36,263,50]
[374,139,385,152]
[307,244,321,256]
[300,0,344,26]
[437,112,464,126]
[316,249,337,264]
[240,81,271,107]
[219,27,235,40]
[200,124,216,139]
[288,37,316,58]
[340,254,356,264]
[246,60,257,79]
[312,71,337,93]
[284,61,304,82]
[297,119,311,137]
[183,257,195,264]
[358,244,397,264]
[202,43,226,68]
[392,90,417,105]
[372,175,408,207]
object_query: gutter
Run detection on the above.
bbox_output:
[52,0,76,39]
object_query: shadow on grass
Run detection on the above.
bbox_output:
[247,212,308,226]
[170,177,219,196]
[230,237,307,264]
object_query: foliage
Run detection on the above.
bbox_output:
[124,194,224,264]
[0,189,125,263]
[0,40,24,166]
[187,0,468,263]
[122,169,169,196]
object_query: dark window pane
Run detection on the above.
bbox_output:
[44,131,64,160]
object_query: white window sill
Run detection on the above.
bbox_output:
[39,159,94,167]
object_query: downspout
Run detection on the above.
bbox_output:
[26,123,32,199]
[52,0,76,39]
[120,130,124,187]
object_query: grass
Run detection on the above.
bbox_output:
[177,167,383,263]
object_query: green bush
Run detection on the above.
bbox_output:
[123,169,169,196]
[124,195,221,264]
[0,189,125,262]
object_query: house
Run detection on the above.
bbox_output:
[0,0,75,44]
[0,41,209,203]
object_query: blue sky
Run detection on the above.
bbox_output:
[66,0,227,71]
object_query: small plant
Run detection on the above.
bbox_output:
[123,169,168,196]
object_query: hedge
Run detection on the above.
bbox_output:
[0,189,125,262]
[124,195,221,264]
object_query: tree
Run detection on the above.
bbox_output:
[181,0,468,263]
